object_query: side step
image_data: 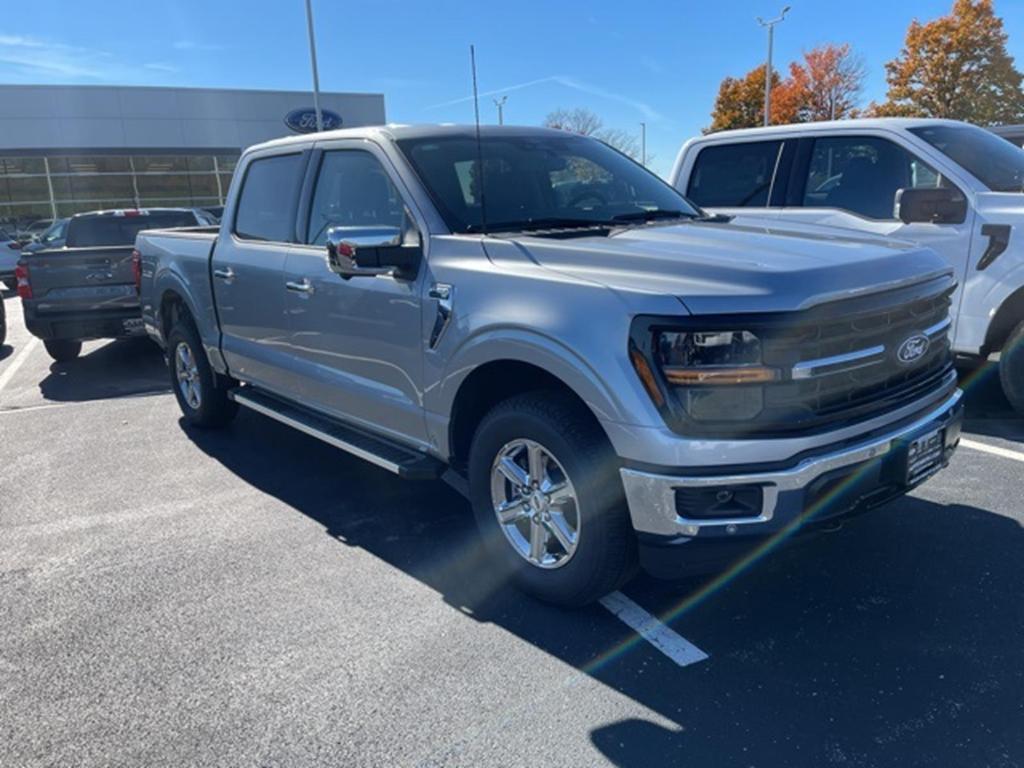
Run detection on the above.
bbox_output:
[229,388,445,480]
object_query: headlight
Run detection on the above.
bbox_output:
[631,327,779,422]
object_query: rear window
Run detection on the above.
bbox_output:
[65,211,198,247]
[234,154,304,242]
[686,140,782,207]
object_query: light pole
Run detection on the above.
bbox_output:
[304,0,324,132]
[756,5,790,127]
[493,95,507,125]
[640,122,647,167]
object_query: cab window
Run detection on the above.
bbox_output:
[802,136,947,220]
[686,141,782,208]
[306,150,405,245]
[234,153,304,242]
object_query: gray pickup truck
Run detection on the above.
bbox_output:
[137,125,963,606]
[17,208,210,362]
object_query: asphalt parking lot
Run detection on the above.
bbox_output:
[2,292,1023,768]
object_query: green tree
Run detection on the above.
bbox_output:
[879,0,1024,124]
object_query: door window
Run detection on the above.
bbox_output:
[686,141,782,208]
[233,153,304,242]
[306,151,405,245]
[802,136,947,220]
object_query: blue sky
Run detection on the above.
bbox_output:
[3,0,1024,175]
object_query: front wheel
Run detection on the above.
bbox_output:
[166,318,237,428]
[1000,319,1024,414]
[44,339,81,362]
[468,392,637,607]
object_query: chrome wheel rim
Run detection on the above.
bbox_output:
[174,341,202,410]
[489,439,580,569]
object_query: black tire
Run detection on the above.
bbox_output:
[1000,318,1024,414]
[166,315,237,428]
[468,391,637,607]
[44,339,81,362]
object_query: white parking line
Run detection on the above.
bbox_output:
[0,337,39,397]
[961,438,1024,464]
[600,590,709,667]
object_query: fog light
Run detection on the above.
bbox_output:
[675,485,764,520]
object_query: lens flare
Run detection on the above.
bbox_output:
[581,456,889,675]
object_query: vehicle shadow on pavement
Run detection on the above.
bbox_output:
[37,337,169,402]
[186,409,1024,767]
[957,360,1024,443]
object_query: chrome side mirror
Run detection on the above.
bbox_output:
[325,220,420,280]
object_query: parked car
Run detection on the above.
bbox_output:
[21,218,69,254]
[671,118,1024,413]
[137,125,962,606]
[20,218,55,242]
[0,290,6,347]
[1,228,22,290]
[16,208,209,362]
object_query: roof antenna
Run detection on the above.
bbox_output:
[470,44,489,235]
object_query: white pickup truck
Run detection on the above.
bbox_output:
[671,118,1024,412]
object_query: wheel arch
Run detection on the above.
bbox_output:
[985,284,1024,354]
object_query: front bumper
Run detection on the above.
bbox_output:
[621,389,963,542]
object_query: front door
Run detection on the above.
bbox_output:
[282,144,429,448]
[774,134,975,342]
[213,150,307,394]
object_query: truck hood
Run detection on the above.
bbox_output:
[508,215,953,314]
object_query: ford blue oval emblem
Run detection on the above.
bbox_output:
[284,108,343,133]
[896,333,930,365]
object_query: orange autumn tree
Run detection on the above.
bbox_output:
[707,65,793,132]
[777,43,866,122]
[876,0,1024,123]
[708,45,864,132]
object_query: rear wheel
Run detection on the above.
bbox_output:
[468,392,637,607]
[43,339,81,362]
[999,319,1024,414]
[166,317,237,428]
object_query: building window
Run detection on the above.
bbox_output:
[0,151,240,231]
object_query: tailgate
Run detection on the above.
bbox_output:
[24,246,138,313]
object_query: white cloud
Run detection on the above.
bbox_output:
[144,62,180,73]
[425,74,667,123]
[0,34,116,79]
[173,40,223,52]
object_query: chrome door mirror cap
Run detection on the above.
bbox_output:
[325,223,420,280]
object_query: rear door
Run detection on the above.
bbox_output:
[681,138,791,219]
[212,150,308,394]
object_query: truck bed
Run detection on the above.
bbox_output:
[136,228,221,351]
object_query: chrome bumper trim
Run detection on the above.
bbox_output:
[620,389,963,538]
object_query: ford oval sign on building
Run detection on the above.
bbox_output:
[284,108,343,133]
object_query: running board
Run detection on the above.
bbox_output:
[229,388,445,480]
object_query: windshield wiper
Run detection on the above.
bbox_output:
[469,217,613,234]
[609,209,696,224]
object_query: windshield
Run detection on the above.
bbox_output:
[909,123,1024,192]
[396,133,699,233]
[65,211,197,247]
[41,218,68,243]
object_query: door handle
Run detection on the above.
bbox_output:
[213,267,235,281]
[285,278,314,294]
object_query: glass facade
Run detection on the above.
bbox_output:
[0,152,240,229]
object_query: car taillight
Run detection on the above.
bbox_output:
[131,248,142,294]
[15,262,32,299]
[7,241,21,249]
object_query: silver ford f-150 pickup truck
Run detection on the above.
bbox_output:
[137,125,963,606]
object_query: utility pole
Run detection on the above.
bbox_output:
[756,6,790,127]
[304,0,324,132]
[640,122,647,167]
[493,96,507,125]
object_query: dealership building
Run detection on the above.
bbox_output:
[0,84,386,225]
